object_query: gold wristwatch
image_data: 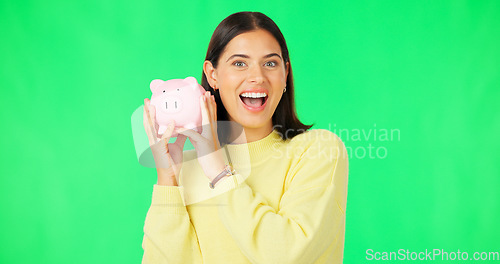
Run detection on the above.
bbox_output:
[209,165,235,189]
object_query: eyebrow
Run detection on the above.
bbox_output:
[226,53,282,62]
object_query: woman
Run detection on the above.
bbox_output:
[142,11,349,264]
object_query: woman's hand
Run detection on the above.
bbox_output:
[177,91,226,181]
[143,98,187,186]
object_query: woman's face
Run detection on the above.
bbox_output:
[206,29,289,132]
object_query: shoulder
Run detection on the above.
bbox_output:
[287,129,347,160]
[281,128,349,194]
[290,129,340,142]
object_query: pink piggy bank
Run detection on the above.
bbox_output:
[149,76,205,138]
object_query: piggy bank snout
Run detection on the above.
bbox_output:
[157,96,183,113]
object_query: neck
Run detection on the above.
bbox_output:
[228,122,273,144]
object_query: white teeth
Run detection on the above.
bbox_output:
[240,92,267,98]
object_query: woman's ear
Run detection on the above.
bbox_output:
[203,60,217,89]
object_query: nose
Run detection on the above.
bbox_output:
[247,64,265,84]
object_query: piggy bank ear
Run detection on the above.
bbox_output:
[184,76,199,90]
[150,79,164,92]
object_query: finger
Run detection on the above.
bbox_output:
[206,93,215,123]
[143,99,160,145]
[211,95,217,122]
[178,128,206,144]
[205,92,213,122]
[207,103,219,151]
[206,94,220,148]
[143,100,150,133]
[173,134,187,148]
[202,95,216,149]
[148,102,159,135]
[209,95,217,133]
[160,121,176,149]
[205,92,217,132]
[143,103,156,145]
[204,92,215,129]
[165,133,186,170]
[143,99,152,130]
[145,99,159,139]
[171,134,188,160]
[200,94,211,127]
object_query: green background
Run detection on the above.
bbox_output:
[1,0,498,263]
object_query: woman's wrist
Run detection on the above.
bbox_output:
[198,148,226,181]
[156,167,178,186]
[205,159,227,181]
[208,164,235,189]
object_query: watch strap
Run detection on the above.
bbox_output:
[209,165,234,189]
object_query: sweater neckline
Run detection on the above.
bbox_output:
[223,129,284,167]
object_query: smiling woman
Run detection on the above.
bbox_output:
[203,29,289,142]
[201,12,312,144]
[141,11,349,264]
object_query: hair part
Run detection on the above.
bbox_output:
[201,11,313,142]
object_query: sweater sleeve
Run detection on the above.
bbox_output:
[141,185,203,264]
[215,131,349,264]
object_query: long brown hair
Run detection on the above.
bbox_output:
[201,11,313,142]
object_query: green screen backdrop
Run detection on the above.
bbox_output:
[1,0,499,263]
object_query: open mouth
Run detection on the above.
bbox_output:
[239,92,268,108]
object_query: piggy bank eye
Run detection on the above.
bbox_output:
[163,90,165,93]
[177,89,180,91]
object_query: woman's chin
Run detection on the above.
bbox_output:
[242,119,273,131]
[230,115,271,130]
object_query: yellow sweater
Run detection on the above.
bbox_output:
[142,129,349,264]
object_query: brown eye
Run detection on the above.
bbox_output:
[265,61,277,67]
[233,61,246,67]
